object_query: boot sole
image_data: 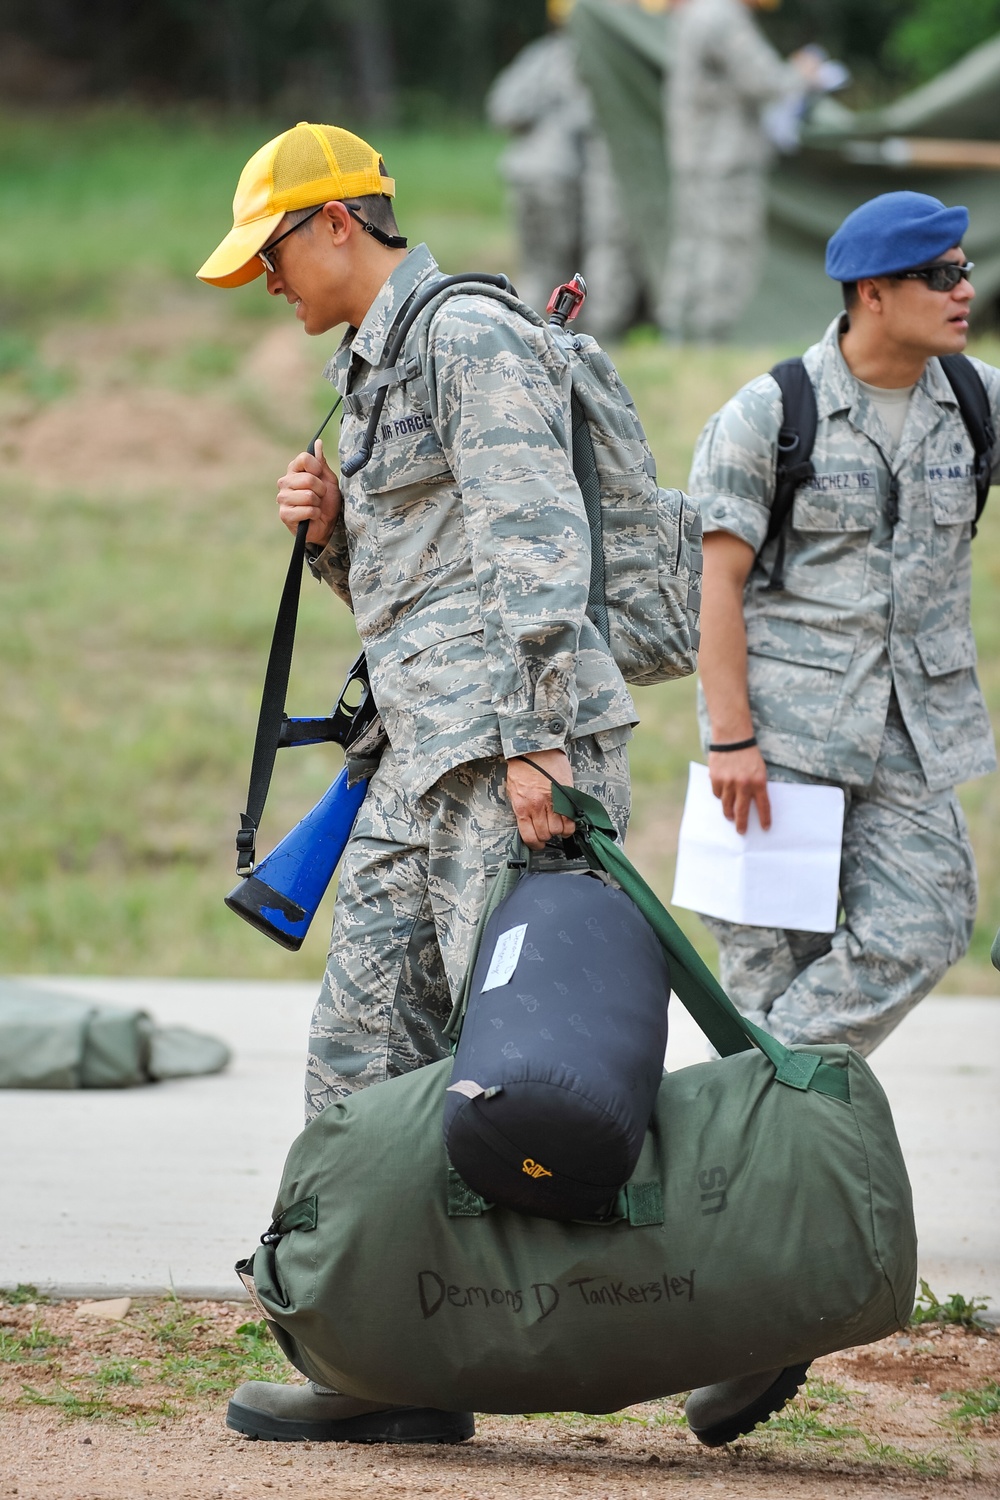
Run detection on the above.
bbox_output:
[226,1400,475,1444]
[688,1361,811,1448]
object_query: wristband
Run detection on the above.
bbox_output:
[708,736,758,753]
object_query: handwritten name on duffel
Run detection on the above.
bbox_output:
[418,1268,695,1321]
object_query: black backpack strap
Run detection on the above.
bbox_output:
[762,358,818,593]
[937,353,996,537]
[340,273,515,478]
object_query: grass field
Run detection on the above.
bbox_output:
[1,111,997,987]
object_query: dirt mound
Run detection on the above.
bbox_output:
[0,303,328,499]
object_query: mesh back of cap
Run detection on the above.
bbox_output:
[271,125,385,198]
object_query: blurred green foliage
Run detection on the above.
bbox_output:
[0,0,546,120]
[5,2,999,126]
[888,0,1000,82]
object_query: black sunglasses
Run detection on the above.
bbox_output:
[893,260,974,292]
[259,203,407,273]
[258,206,323,273]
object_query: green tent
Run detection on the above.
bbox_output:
[569,0,1000,343]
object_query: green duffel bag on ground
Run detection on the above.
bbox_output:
[0,982,231,1088]
[238,788,916,1415]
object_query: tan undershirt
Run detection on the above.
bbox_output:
[856,377,915,455]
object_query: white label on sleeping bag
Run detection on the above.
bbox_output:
[446,1079,485,1100]
[481,923,528,991]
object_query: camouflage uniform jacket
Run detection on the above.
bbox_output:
[669,0,801,174]
[690,316,999,792]
[307,244,637,800]
[485,32,591,187]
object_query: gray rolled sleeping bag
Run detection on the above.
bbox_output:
[443,868,670,1221]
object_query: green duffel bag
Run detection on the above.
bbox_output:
[0,983,231,1088]
[238,789,916,1415]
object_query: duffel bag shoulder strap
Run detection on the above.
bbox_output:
[545,780,849,1103]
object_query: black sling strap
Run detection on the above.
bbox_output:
[761,353,994,591]
[235,399,344,877]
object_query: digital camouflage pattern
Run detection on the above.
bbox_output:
[662,0,800,341]
[691,315,999,792]
[305,734,630,1117]
[308,243,663,799]
[699,694,978,1056]
[303,243,653,1117]
[486,31,642,340]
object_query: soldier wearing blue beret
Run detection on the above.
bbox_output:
[680,191,999,1449]
[690,188,997,1049]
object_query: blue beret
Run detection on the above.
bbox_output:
[826,191,969,281]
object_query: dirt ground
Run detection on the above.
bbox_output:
[1,1296,997,1500]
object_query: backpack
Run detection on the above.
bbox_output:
[341,274,702,687]
[237,786,916,1415]
[762,353,996,591]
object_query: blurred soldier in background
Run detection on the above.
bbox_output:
[663,0,821,342]
[487,0,643,341]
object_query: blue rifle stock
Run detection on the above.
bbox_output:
[225,647,378,950]
[225,765,368,950]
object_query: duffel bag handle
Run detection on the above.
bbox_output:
[543,780,849,1103]
[463,768,848,1103]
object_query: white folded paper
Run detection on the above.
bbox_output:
[671,762,846,933]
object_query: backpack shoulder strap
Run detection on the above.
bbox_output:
[341,273,517,477]
[760,357,818,592]
[937,353,996,536]
[342,274,613,647]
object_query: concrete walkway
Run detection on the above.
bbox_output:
[2,977,998,1314]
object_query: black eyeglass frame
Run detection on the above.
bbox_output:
[258,201,406,274]
[258,206,323,274]
[891,260,975,292]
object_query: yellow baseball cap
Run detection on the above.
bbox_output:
[197,122,396,289]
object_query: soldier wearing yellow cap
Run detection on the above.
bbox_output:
[199,121,650,1444]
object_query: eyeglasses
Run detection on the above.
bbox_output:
[258,206,323,274]
[893,260,974,292]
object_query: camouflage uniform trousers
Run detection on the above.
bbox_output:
[700,694,978,1057]
[305,734,630,1121]
[661,168,768,343]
